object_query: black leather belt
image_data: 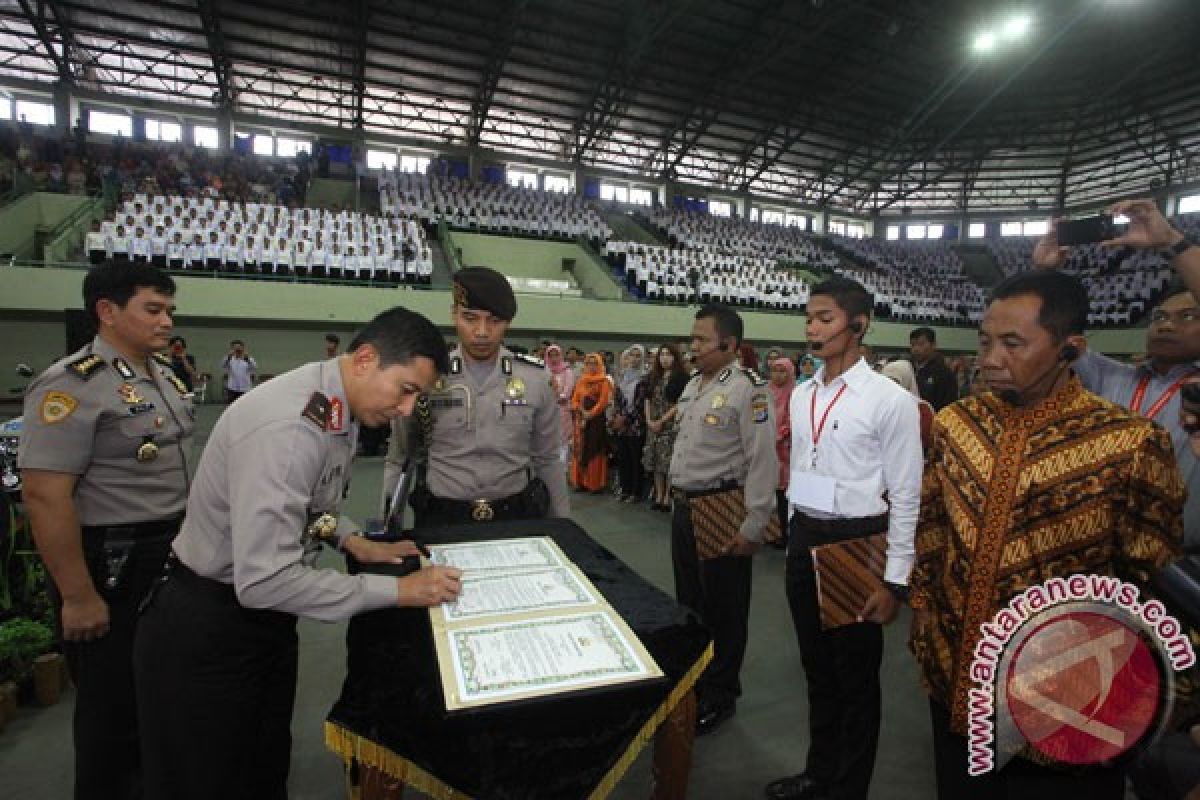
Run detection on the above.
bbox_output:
[791,510,888,542]
[417,481,542,523]
[82,514,183,540]
[671,480,739,505]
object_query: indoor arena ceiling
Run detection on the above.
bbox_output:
[0,0,1197,214]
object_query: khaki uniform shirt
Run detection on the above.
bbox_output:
[173,358,397,621]
[18,336,194,526]
[384,346,569,518]
[669,364,778,542]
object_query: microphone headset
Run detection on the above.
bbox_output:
[809,319,862,354]
[997,343,1079,406]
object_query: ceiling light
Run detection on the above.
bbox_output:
[1003,15,1031,38]
[973,31,996,52]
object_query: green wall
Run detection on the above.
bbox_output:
[453,233,587,282]
[0,193,92,261]
[0,266,1148,391]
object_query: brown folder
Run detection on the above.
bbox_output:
[811,533,888,629]
[688,487,783,560]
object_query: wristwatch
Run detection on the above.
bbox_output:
[306,513,340,547]
[1163,233,1196,259]
[884,581,910,604]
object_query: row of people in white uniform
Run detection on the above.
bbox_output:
[85,225,433,283]
[377,170,612,241]
[839,265,985,325]
[830,235,967,278]
[647,208,841,267]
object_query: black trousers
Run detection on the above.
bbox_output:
[928,700,1125,800]
[134,562,298,800]
[615,434,645,497]
[784,514,883,800]
[670,501,752,706]
[51,524,177,800]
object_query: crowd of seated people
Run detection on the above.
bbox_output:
[604,241,812,309]
[827,235,987,326]
[84,189,433,285]
[377,169,612,247]
[647,208,841,268]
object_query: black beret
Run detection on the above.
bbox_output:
[452,266,517,321]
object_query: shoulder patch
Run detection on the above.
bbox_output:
[68,354,107,381]
[740,367,767,386]
[40,391,78,424]
[514,352,545,369]
[302,391,331,430]
[751,392,770,424]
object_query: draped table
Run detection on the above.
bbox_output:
[325,518,712,800]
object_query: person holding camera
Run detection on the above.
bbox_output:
[1034,198,1200,548]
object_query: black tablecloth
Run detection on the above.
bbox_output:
[325,518,712,800]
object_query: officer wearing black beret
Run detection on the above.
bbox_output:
[383,266,569,526]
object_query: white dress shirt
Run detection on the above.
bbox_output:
[788,357,923,585]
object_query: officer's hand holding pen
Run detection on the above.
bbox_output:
[61,590,111,642]
[397,565,463,607]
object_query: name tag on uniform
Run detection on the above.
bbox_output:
[429,397,464,409]
[789,472,837,514]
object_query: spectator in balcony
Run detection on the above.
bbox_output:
[908,327,959,411]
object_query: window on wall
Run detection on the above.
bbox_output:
[969,222,986,238]
[400,155,430,174]
[629,187,654,206]
[886,225,900,241]
[1022,220,1049,236]
[507,168,537,189]
[907,224,927,240]
[600,183,629,203]
[276,137,311,158]
[829,220,846,236]
[0,98,11,120]
[928,224,944,239]
[709,200,732,217]
[785,213,808,230]
[88,110,133,137]
[367,149,397,170]
[15,100,54,126]
[252,134,274,156]
[145,119,182,142]
[193,125,219,149]
[761,210,784,225]
[1001,221,1023,237]
[1179,194,1200,214]
[750,208,760,222]
[543,174,571,193]
[846,223,865,239]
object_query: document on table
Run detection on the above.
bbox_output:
[426,537,663,711]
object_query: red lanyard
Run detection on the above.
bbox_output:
[810,383,849,448]
[1130,371,1198,420]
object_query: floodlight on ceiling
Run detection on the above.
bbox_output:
[1003,15,1032,39]
[973,31,997,52]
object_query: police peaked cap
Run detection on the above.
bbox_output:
[453,266,517,321]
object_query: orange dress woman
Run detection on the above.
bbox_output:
[570,353,611,492]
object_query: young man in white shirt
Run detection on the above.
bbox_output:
[108,225,131,264]
[765,276,923,800]
[130,227,152,264]
[85,221,107,265]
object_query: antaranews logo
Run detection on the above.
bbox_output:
[966,574,1195,776]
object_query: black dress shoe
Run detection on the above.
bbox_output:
[763,772,827,800]
[695,700,735,736]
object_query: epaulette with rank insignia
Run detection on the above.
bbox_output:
[513,352,545,369]
[152,352,173,367]
[302,391,331,430]
[68,354,106,380]
[740,367,767,387]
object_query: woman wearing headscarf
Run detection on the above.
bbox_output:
[545,344,576,464]
[881,359,934,452]
[570,353,612,493]
[610,345,647,501]
[642,343,689,511]
[768,355,796,543]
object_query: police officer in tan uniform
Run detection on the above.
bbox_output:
[133,306,462,800]
[19,261,193,800]
[669,304,777,736]
[382,267,569,527]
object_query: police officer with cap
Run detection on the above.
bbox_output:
[133,306,462,799]
[669,303,778,736]
[383,266,569,527]
[19,260,193,800]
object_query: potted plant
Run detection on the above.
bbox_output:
[0,616,55,708]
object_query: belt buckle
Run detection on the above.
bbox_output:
[471,499,495,522]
